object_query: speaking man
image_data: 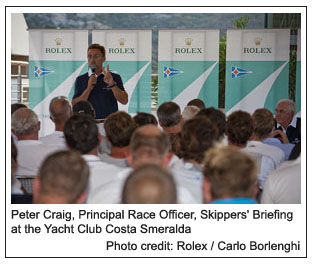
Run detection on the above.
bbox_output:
[72,43,128,119]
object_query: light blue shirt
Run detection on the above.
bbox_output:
[263,138,294,160]
[211,198,257,204]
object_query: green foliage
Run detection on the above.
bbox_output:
[289,48,297,100]
[232,15,250,29]
[152,75,158,108]
[218,35,227,108]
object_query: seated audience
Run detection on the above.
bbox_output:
[11,108,60,176]
[182,105,200,122]
[133,112,158,127]
[11,138,32,203]
[39,96,72,149]
[121,164,177,204]
[196,107,226,143]
[169,132,182,159]
[261,155,301,204]
[226,110,282,191]
[203,147,258,204]
[63,114,121,203]
[253,108,294,160]
[73,100,95,117]
[187,98,205,110]
[157,101,183,134]
[275,99,300,143]
[99,111,136,167]
[288,141,301,160]
[171,116,218,203]
[89,125,196,204]
[33,151,89,204]
[11,138,22,194]
[11,103,27,115]
[11,103,28,144]
[73,100,111,155]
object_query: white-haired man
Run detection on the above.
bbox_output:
[275,99,300,143]
[12,108,60,176]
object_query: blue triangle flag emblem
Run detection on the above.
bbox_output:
[34,65,54,78]
[232,66,252,78]
[163,66,184,78]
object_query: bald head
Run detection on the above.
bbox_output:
[129,125,170,168]
[136,124,162,136]
[49,98,72,129]
[122,164,177,204]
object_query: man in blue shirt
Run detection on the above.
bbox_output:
[72,43,128,119]
[252,108,294,160]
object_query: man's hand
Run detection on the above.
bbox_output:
[87,75,97,90]
[103,65,115,86]
[272,130,289,144]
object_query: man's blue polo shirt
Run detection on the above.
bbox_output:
[73,72,125,119]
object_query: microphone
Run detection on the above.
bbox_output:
[90,64,96,75]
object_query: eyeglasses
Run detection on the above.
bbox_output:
[87,54,103,60]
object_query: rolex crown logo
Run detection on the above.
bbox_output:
[185,38,193,46]
[119,38,126,46]
[254,37,262,46]
[55,38,62,46]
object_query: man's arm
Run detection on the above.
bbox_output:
[111,85,128,105]
[72,75,97,105]
[103,65,128,105]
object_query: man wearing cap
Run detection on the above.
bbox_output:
[72,43,128,119]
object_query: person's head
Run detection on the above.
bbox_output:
[104,111,136,148]
[121,164,177,204]
[180,117,218,164]
[157,101,182,133]
[87,43,106,71]
[64,114,100,154]
[133,112,158,127]
[34,151,89,204]
[182,105,200,122]
[187,98,205,110]
[252,108,275,140]
[11,138,18,186]
[11,103,27,115]
[169,132,182,158]
[49,97,72,129]
[203,147,257,203]
[197,107,226,141]
[11,108,40,140]
[129,125,171,168]
[275,99,296,129]
[226,111,253,147]
[73,100,95,118]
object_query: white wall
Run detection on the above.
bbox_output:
[11,13,29,56]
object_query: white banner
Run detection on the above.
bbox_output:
[29,30,88,136]
[225,29,290,114]
[158,29,219,110]
[93,30,152,113]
